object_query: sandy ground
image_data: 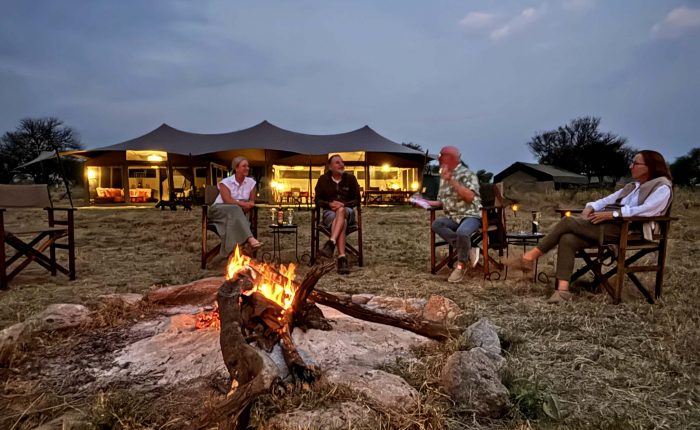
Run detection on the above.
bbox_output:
[1,188,699,429]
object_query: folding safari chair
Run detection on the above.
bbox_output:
[1,184,76,289]
[201,185,258,268]
[310,205,363,266]
[556,208,676,304]
[429,183,508,279]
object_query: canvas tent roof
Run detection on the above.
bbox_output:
[72,121,426,164]
[494,162,588,185]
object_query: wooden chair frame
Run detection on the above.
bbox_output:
[201,185,258,269]
[557,209,676,304]
[429,183,508,279]
[1,185,76,289]
[309,205,363,266]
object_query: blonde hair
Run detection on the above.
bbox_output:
[231,156,248,171]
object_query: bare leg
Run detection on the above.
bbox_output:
[330,207,346,242]
[336,220,347,257]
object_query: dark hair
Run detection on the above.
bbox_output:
[327,154,342,166]
[639,150,672,181]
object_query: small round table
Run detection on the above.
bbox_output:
[267,223,300,264]
[505,231,548,283]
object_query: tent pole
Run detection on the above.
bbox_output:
[53,148,74,207]
[364,156,369,206]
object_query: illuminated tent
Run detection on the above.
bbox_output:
[72,121,427,204]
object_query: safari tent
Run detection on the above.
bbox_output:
[70,121,427,204]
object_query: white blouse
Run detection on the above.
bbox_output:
[214,176,256,204]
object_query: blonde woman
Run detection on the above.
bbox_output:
[209,156,262,256]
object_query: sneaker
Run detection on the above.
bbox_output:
[546,290,574,304]
[319,240,335,258]
[468,247,480,268]
[502,254,534,273]
[337,256,350,275]
[447,264,466,283]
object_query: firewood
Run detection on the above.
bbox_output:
[309,289,461,341]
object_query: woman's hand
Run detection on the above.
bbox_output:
[587,211,614,224]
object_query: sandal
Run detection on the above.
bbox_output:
[502,254,534,273]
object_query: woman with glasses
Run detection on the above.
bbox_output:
[504,150,673,303]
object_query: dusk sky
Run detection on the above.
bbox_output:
[1,1,698,173]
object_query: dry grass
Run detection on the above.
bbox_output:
[1,188,699,429]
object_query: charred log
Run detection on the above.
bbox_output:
[310,289,460,341]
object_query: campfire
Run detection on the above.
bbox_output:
[204,246,458,428]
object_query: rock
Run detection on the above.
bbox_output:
[324,365,419,410]
[291,305,434,368]
[144,277,224,305]
[364,296,408,317]
[0,304,91,363]
[440,348,511,418]
[98,293,143,307]
[462,318,502,362]
[351,293,374,305]
[267,401,377,430]
[422,295,461,324]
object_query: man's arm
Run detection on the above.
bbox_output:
[343,175,361,208]
[442,170,476,203]
[314,176,331,210]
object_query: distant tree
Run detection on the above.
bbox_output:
[670,147,700,186]
[527,116,635,184]
[476,169,493,184]
[0,117,83,184]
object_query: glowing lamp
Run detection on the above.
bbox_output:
[564,210,572,217]
[87,168,97,180]
[390,183,400,190]
[381,163,390,172]
[147,154,163,162]
[410,181,420,191]
[511,203,519,213]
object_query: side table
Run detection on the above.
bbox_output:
[505,231,548,283]
[267,223,300,264]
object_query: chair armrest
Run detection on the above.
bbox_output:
[619,215,677,223]
[45,207,77,211]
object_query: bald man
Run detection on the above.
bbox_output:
[427,146,482,282]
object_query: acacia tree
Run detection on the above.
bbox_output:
[0,117,83,184]
[527,116,635,184]
[670,147,700,186]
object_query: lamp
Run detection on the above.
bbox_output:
[410,181,420,191]
[147,154,163,162]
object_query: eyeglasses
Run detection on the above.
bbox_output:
[630,162,646,167]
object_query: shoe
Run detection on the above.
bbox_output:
[447,265,466,283]
[502,254,534,273]
[468,247,480,268]
[337,256,350,275]
[319,240,335,258]
[546,290,574,304]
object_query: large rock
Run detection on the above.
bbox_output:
[440,348,511,418]
[462,318,503,366]
[0,304,91,363]
[324,365,419,410]
[291,305,435,368]
[267,402,378,430]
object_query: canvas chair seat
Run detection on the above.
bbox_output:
[201,185,258,268]
[557,209,676,304]
[1,184,76,289]
[429,183,509,279]
[310,205,363,266]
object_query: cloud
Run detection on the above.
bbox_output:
[562,0,595,13]
[490,6,544,41]
[459,11,497,31]
[651,6,700,39]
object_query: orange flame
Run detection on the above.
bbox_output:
[196,246,298,329]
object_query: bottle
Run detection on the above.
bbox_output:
[277,208,284,225]
[287,208,294,225]
[531,211,540,234]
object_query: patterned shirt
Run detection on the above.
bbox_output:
[437,164,482,223]
[214,176,256,204]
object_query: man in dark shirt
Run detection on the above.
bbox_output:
[314,154,361,274]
